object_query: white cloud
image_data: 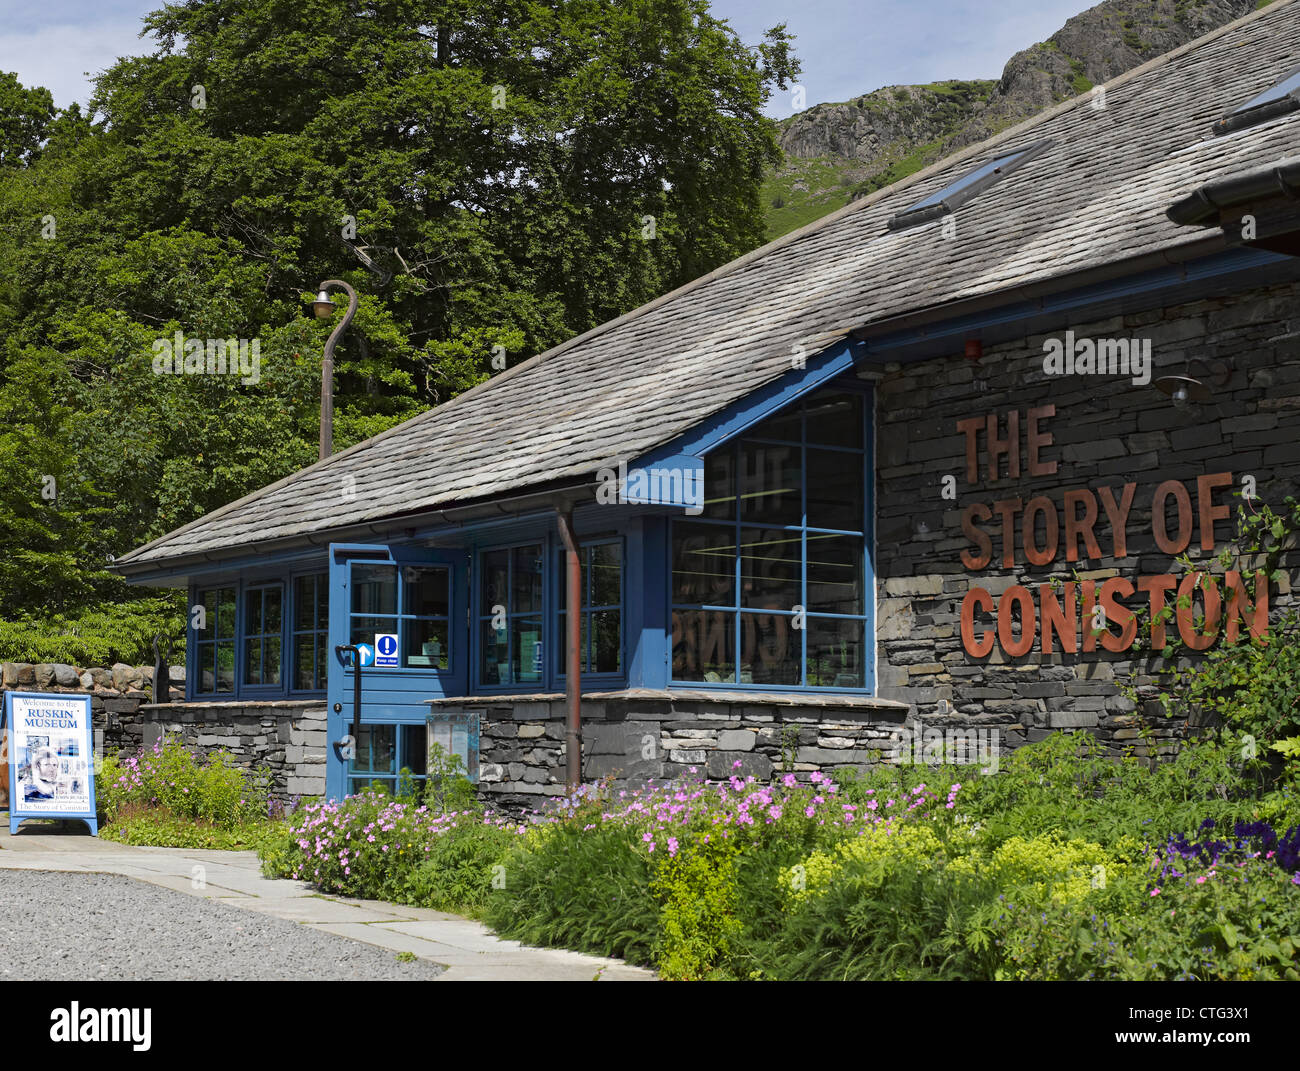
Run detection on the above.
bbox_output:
[0,19,153,110]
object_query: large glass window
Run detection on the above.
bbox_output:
[348,562,451,670]
[671,386,870,689]
[556,541,623,676]
[195,587,236,695]
[479,544,544,687]
[243,585,283,687]
[292,573,328,691]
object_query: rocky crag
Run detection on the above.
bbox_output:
[764,0,1266,238]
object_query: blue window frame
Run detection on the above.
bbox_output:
[669,384,873,691]
[194,586,236,695]
[555,540,624,678]
[477,543,545,688]
[346,722,429,796]
[243,584,283,688]
[291,573,328,691]
[348,561,452,669]
[188,569,330,700]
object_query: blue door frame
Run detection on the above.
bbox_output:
[325,542,469,800]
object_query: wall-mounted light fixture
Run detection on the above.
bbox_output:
[313,279,359,460]
[1153,357,1234,410]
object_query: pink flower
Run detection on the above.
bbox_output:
[1150,887,1161,897]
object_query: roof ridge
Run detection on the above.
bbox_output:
[115,0,1297,566]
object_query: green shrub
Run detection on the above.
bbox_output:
[99,735,270,831]
[104,812,285,852]
[650,827,743,980]
[483,818,660,968]
[263,785,517,910]
[402,820,515,915]
[422,743,479,814]
[759,823,989,980]
[952,731,1281,846]
[991,856,1300,980]
[0,595,184,666]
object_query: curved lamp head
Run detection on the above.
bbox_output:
[313,290,336,318]
[1153,374,1213,411]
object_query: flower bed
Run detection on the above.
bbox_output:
[98,736,284,849]
[259,734,1300,980]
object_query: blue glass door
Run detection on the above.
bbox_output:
[326,543,468,799]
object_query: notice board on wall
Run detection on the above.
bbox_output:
[4,691,98,835]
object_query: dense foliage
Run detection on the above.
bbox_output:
[259,731,1300,979]
[0,0,799,657]
[98,735,282,849]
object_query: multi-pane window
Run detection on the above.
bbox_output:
[348,563,450,670]
[243,585,283,686]
[346,723,428,796]
[555,542,623,676]
[479,544,544,687]
[292,573,328,691]
[670,386,870,689]
[195,587,237,695]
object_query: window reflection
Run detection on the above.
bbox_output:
[670,385,870,690]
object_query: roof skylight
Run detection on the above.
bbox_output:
[887,139,1052,231]
[1213,63,1300,135]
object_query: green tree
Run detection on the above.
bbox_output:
[0,71,55,169]
[0,0,799,649]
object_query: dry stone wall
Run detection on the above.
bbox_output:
[0,661,325,800]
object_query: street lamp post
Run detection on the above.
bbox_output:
[313,279,359,460]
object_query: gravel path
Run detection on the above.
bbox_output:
[0,871,446,981]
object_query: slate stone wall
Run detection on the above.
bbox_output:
[0,661,325,801]
[870,279,1300,757]
[432,692,911,810]
[125,702,328,800]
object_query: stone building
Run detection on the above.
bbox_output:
[113,2,1300,805]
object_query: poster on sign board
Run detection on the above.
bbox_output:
[4,691,98,835]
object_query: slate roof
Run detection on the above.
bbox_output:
[118,0,1300,572]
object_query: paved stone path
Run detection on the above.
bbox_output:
[0,822,654,981]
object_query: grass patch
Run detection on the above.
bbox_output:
[100,804,285,852]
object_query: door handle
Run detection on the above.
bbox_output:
[334,644,362,762]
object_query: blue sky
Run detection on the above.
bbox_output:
[1,0,1095,116]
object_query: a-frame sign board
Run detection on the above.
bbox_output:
[4,691,98,836]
